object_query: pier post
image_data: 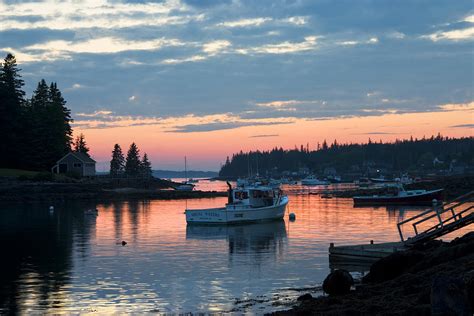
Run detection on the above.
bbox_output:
[433,199,443,228]
[397,223,404,242]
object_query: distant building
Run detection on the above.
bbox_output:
[51,152,96,177]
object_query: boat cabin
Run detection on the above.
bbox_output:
[229,187,277,208]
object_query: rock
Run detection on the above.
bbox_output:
[297,293,312,301]
[322,269,354,296]
[363,250,424,283]
[431,275,472,316]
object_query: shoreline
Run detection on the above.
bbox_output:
[0,181,227,202]
[274,232,474,315]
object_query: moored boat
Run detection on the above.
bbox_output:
[301,175,329,185]
[353,187,444,206]
[185,183,288,224]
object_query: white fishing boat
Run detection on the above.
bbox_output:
[301,175,329,185]
[185,183,289,224]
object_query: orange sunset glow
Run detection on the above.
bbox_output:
[77,106,474,171]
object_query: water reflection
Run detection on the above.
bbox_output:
[0,203,77,313]
[186,220,287,266]
[0,186,471,314]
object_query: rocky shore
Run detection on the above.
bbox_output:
[276,232,474,315]
[0,180,226,202]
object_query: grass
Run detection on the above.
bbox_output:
[0,168,40,177]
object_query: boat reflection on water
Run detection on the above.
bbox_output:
[186,220,287,263]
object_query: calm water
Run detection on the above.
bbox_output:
[0,181,470,314]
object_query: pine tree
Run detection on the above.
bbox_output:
[110,144,125,177]
[0,54,26,168]
[125,143,141,177]
[140,153,152,178]
[73,133,90,156]
[27,79,51,169]
[49,82,73,154]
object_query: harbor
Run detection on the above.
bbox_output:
[1,179,472,313]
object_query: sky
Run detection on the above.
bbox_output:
[1,0,473,171]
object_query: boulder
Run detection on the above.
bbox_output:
[322,269,354,295]
[297,293,312,301]
[363,250,424,283]
[431,275,472,316]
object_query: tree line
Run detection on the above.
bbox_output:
[0,54,74,170]
[110,143,152,178]
[219,135,474,177]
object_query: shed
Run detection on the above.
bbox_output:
[51,152,96,177]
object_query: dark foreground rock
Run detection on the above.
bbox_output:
[274,232,474,316]
[322,269,354,295]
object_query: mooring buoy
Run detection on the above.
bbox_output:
[289,213,296,221]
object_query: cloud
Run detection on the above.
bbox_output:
[255,99,324,108]
[423,27,474,42]
[464,15,474,23]
[168,121,292,133]
[217,18,272,28]
[129,95,137,102]
[202,40,231,55]
[5,36,189,62]
[249,134,279,138]
[438,102,474,111]
[450,124,474,128]
[161,55,207,64]
[354,132,397,135]
[237,36,319,55]
[0,0,198,31]
[216,16,307,28]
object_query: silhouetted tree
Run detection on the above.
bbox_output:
[0,54,25,168]
[110,144,125,177]
[125,143,141,177]
[140,153,152,178]
[73,133,90,156]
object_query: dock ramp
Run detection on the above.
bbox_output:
[397,191,474,245]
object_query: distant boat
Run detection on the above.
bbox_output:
[185,183,288,224]
[280,177,298,185]
[176,156,195,191]
[353,187,444,206]
[187,178,199,183]
[369,176,394,183]
[301,175,329,185]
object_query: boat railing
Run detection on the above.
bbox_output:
[397,190,474,243]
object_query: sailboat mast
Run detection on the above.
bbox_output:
[185,156,187,182]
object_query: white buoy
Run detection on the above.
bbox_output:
[289,213,296,221]
[49,206,54,212]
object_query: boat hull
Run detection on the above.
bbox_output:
[185,196,289,224]
[353,189,444,206]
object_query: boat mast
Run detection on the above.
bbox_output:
[184,156,187,182]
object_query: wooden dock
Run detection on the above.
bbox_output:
[329,241,407,266]
[329,191,473,267]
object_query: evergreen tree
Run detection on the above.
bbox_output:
[110,144,125,177]
[125,143,141,177]
[73,133,90,156]
[0,54,26,168]
[140,153,152,178]
[48,82,73,153]
[27,79,50,169]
